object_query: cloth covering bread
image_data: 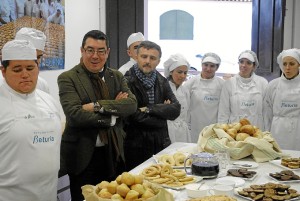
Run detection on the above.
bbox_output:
[197,123,285,162]
[82,183,174,201]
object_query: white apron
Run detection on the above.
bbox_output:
[167,82,190,143]
[0,86,61,201]
[229,77,264,130]
[270,80,300,150]
[188,77,223,143]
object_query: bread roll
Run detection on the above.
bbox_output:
[116,183,130,197]
[252,129,263,139]
[236,133,250,141]
[111,194,124,201]
[232,123,242,131]
[239,118,251,126]
[220,123,230,131]
[121,172,135,186]
[125,190,139,200]
[226,128,237,139]
[107,181,118,194]
[240,125,255,135]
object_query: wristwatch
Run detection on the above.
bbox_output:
[93,102,101,112]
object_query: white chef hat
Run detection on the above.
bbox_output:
[163,53,190,77]
[127,32,145,48]
[2,39,37,61]
[15,27,46,51]
[201,52,221,67]
[238,50,259,68]
[277,48,300,71]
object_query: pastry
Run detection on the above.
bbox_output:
[239,125,255,135]
[121,172,135,186]
[236,133,250,141]
[125,189,139,200]
[239,118,251,126]
[226,128,237,139]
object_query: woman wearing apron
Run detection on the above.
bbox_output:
[0,40,61,201]
[218,50,268,130]
[163,53,191,143]
[184,52,225,143]
[263,48,300,150]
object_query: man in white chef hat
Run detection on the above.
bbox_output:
[14,27,50,93]
[0,39,62,200]
[118,32,145,75]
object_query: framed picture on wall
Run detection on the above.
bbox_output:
[0,0,65,71]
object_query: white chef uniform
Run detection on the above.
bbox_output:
[167,81,191,143]
[16,0,25,18]
[0,82,62,201]
[119,58,136,75]
[185,75,225,143]
[263,74,300,150]
[218,73,268,130]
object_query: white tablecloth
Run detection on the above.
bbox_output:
[130,142,300,201]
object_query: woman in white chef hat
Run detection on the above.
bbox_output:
[218,50,268,130]
[163,53,191,143]
[0,39,62,201]
[263,48,300,150]
[184,52,225,143]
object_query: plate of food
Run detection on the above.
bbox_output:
[234,182,300,201]
[141,163,203,190]
[227,168,257,180]
[232,161,259,169]
[153,152,191,168]
[268,170,300,183]
[270,159,300,171]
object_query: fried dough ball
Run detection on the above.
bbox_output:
[116,183,130,197]
[131,183,145,196]
[98,188,113,199]
[121,172,135,186]
[236,133,250,141]
[125,190,139,200]
[111,194,124,201]
[107,181,118,194]
[96,181,109,190]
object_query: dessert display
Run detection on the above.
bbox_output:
[218,118,263,141]
[237,182,300,201]
[269,170,300,181]
[156,152,192,167]
[281,158,300,169]
[188,195,237,201]
[141,164,197,187]
[227,168,257,179]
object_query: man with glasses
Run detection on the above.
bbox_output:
[118,32,145,75]
[57,30,137,201]
[14,27,50,93]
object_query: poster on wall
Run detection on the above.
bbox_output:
[0,0,65,71]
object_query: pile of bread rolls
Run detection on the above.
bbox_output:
[84,172,159,200]
[218,118,263,141]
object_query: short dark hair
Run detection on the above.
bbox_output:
[1,60,38,69]
[81,30,109,49]
[137,41,162,58]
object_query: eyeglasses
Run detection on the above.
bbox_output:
[84,48,107,56]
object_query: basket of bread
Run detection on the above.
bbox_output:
[197,118,283,162]
[81,172,174,201]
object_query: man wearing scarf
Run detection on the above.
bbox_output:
[57,30,137,201]
[124,41,181,171]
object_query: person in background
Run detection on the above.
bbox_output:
[218,50,268,130]
[124,40,181,170]
[25,0,33,16]
[32,0,41,18]
[163,53,191,143]
[0,0,11,25]
[16,0,25,18]
[263,48,300,150]
[118,32,145,75]
[8,0,17,21]
[184,52,225,142]
[40,0,49,20]
[57,30,137,201]
[15,27,50,93]
[47,8,64,25]
[0,39,61,201]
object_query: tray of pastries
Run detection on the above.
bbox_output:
[270,158,300,170]
[140,164,202,190]
[227,168,257,180]
[269,170,300,183]
[235,182,300,201]
[153,152,192,168]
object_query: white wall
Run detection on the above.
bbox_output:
[39,0,105,118]
[284,0,300,49]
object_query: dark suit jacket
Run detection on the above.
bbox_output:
[58,63,137,176]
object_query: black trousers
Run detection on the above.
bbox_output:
[68,147,111,201]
